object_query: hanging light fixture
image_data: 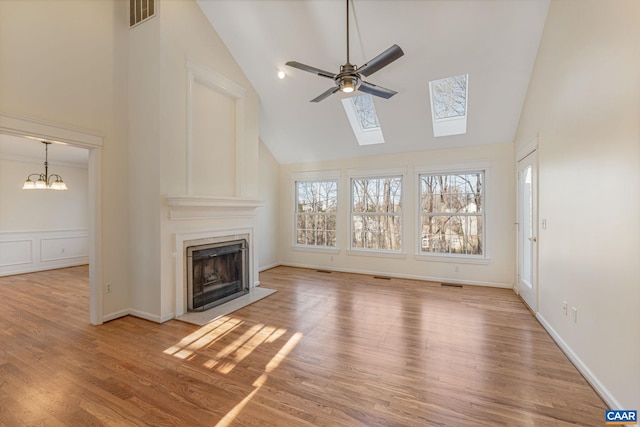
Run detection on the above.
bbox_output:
[22,141,68,190]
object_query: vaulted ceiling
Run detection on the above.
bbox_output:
[198,0,550,164]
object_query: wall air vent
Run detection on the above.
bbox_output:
[130,0,155,28]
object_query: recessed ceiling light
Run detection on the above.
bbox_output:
[277,70,286,79]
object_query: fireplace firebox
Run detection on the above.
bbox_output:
[186,239,249,312]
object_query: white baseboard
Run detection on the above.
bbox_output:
[279,262,512,289]
[102,308,172,324]
[536,313,622,410]
[101,309,130,323]
[259,262,280,272]
[0,259,89,277]
[128,309,165,324]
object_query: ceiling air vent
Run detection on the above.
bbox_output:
[130,0,155,28]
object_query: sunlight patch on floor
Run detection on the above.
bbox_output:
[215,332,304,427]
[163,316,243,359]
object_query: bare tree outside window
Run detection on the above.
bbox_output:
[296,180,338,247]
[431,74,467,120]
[350,94,380,130]
[419,172,483,255]
[352,176,402,251]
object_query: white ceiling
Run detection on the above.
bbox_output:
[198,0,550,164]
[0,2,549,167]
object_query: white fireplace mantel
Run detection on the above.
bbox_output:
[166,195,264,220]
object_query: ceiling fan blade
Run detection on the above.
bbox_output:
[311,86,341,103]
[358,81,398,99]
[356,44,404,77]
[286,61,336,80]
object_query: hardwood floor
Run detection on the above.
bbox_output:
[0,266,607,426]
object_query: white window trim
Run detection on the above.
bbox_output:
[292,245,340,255]
[291,170,341,252]
[346,167,407,179]
[347,168,407,255]
[291,169,341,182]
[415,161,491,261]
[346,248,407,259]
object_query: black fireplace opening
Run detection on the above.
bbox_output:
[186,239,249,312]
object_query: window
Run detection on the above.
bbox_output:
[351,94,380,129]
[351,176,402,251]
[342,94,385,145]
[295,180,338,247]
[419,171,484,256]
[429,74,468,137]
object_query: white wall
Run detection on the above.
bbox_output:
[127,1,162,322]
[0,156,89,275]
[258,139,280,270]
[0,157,88,231]
[128,0,261,322]
[515,0,640,409]
[0,0,130,318]
[279,143,515,287]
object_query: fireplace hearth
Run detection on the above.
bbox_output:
[186,239,249,311]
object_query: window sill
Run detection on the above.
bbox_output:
[414,253,491,265]
[347,249,407,259]
[291,245,340,255]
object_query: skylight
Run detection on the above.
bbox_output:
[429,74,468,137]
[342,94,384,145]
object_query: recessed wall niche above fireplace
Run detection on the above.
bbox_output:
[186,239,249,312]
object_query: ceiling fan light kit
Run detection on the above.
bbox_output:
[286,0,404,102]
[339,72,359,93]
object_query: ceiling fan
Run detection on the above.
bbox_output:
[286,0,404,103]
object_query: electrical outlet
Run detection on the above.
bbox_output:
[572,307,578,323]
[562,301,568,316]
[106,282,112,294]
[454,265,459,273]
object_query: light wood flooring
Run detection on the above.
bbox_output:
[0,265,607,426]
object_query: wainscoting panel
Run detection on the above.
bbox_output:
[0,239,32,267]
[0,229,88,276]
[41,236,89,262]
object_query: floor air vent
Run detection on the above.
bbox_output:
[373,276,392,280]
[316,270,332,273]
[441,282,463,288]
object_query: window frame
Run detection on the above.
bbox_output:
[415,162,490,263]
[347,168,406,257]
[291,171,340,253]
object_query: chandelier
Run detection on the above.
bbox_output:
[22,141,68,190]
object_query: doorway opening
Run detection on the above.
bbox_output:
[0,111,103,324]
[517,149,538,312]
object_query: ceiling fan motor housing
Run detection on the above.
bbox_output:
[337,63,360,93]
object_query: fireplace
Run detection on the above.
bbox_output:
[186,239,249,311]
